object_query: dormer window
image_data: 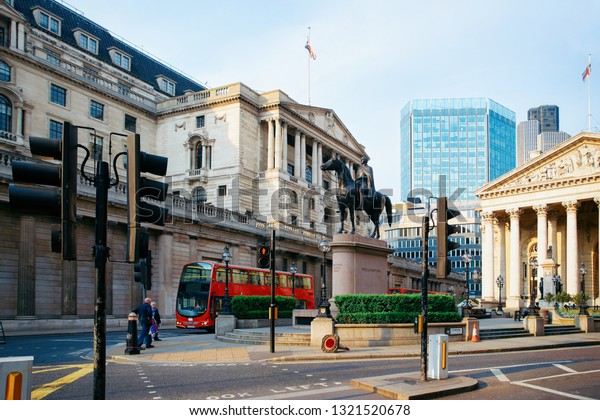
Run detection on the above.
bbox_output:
[157,76,176,95]
[74,29,99,54]
[108,48,131,71]
[33,8,61,35]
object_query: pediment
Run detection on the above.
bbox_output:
[282,102,366,155]
[476,132,600,197]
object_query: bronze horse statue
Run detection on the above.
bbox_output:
[320,157,393,239]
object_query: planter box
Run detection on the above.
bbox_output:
[334,322,466,347]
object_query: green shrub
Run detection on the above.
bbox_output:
[231,295,296,319]
[335,294,460,324]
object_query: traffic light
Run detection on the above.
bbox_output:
[126,133,169,263]
[436,197,461,278]
[258,246,271,268]
[9,122,78,260]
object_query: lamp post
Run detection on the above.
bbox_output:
[317,239,331,318]
[579,263,588,315]
[290,261,297,301]
[496,275,505,312]
[528,258,538,315]
[221,246,232,315]
[461,252,472,317]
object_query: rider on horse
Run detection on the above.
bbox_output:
[355,156,375,211]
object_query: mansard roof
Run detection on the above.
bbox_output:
[14,0,206,96]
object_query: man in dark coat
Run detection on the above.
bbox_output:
[133,297,154,349]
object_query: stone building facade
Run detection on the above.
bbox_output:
[476,132,600,311]
[2,0,434,331]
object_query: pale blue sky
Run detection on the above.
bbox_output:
[64,0,600,201]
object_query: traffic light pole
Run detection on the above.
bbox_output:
[269,230,276,354]
[420,213,429,382]
[93,160,109,400]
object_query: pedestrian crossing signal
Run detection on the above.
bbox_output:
[258,246,270,268]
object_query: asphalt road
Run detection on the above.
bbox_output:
[2,331,599,401]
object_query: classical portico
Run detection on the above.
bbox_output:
[476,132,600,311]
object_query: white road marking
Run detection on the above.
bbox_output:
[491,368,510,382]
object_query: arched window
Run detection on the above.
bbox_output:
[0,61,10,82]
[192,187,207,205]
[0,94,12,133]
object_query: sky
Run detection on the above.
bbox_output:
[63,0,600,202]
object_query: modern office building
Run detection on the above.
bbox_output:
[528,105,559,132]
[517,105,570,166]
[392,98,516,296]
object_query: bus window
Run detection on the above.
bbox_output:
[265,272,271,286]
[216,267,226,282]
[233,269,248,284]
[248,271,263,285]
[278,274,287,287]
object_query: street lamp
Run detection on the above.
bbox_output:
[579,263,588,315]
[317,239,331,318]
[461,252,473,317]
[496,275,505,312]
[290,261,297,301]
[221,246,232,315]
[528,258,538,315]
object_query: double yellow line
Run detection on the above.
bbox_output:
[31,364,94,400]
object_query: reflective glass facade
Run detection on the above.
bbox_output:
[397,98,515,282]
[400,98,516,201]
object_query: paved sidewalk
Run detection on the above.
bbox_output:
[108,318,600,399]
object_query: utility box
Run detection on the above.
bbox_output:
[428,334,449,380]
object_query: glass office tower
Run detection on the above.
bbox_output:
[396,98,516,288]
[400,98,516,202]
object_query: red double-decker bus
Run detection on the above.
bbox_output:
[175,261,315,331]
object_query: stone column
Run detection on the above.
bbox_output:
[202,144,207,169]
[481,211,495,303]
[282,121,288,173]
[300,133,306,180]
[294,131,301,177]
[17,216,36,318]
[317,142,323,186]
[563,200,580,295]
[547,209,558,261]
[312,138,318,183]
[497,216,507,282]
[267,119,275,170]
[158,232,174,314]
[274,118,282,170]
[507,208,522,307]
[534,204,548,265]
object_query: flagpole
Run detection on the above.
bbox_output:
[307,26,311,105]
[588,53,591,132]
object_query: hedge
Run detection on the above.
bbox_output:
[231,295,296,319]
[335,294,461,324]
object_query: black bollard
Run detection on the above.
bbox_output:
[125,312,140,355]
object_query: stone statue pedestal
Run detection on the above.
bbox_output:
[331,234,393,298]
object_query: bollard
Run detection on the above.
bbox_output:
[5,372,23,400]
[125,312,140,355]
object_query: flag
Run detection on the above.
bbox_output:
[582,63,591,81]
[305,40,316,60]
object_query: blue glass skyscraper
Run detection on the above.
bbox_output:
[400,98,516,202]
[396,98,516,290]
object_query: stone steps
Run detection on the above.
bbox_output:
[217,329,311,346]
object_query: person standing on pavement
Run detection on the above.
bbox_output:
[150,301,162,341]
[133,297,154,349]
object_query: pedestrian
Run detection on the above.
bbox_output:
[151,301,162,341]
[133,297,154,350]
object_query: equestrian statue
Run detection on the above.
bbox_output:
[320,156,393,239]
